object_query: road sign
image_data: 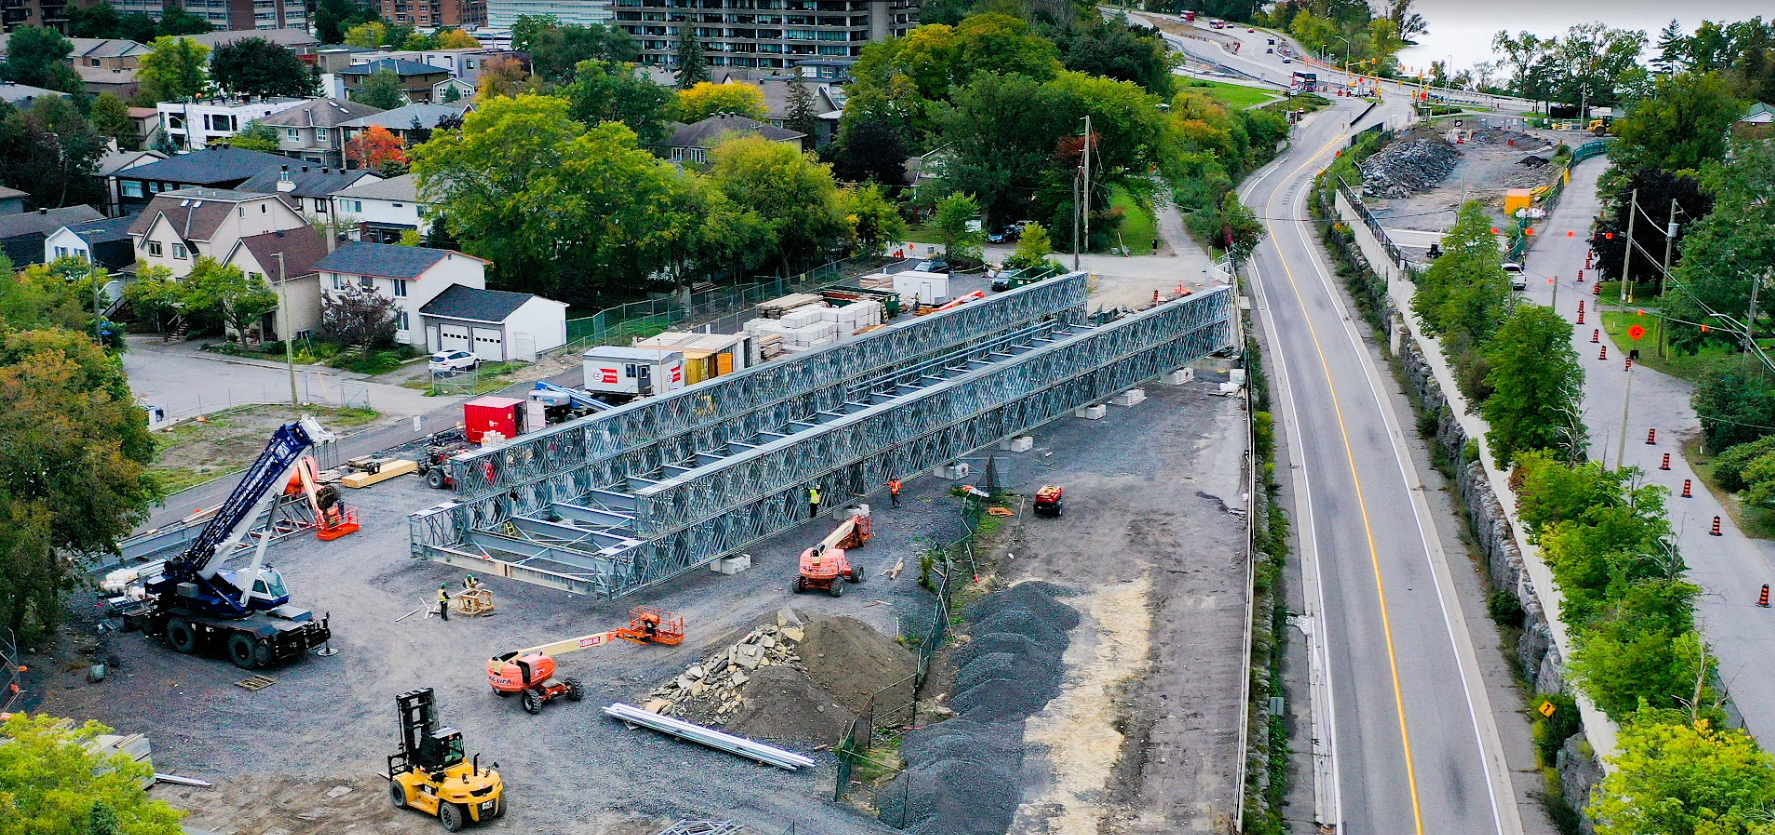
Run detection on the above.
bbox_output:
[1629,324,1646,341]
[1538,701,1557,718]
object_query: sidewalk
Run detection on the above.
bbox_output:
[1522,157,1775,740]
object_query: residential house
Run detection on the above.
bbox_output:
[311,241,488,347]
[313,45,380,75]
[109,147,285,215]
[238,164,382,224]
[0,186,24,215]
[96,149,168,216]
[0,80,65,107]
[0,205,104,267]
[666,114,805,164]
[432,77,475,103]
[616,0,915,73]
[330,173,433,243]
[752,75,844,147]
[158,97,311,151]
[336,102,474,150]
[1735,102,1774,140]
[338,59,452,105]
[253,99,386,168]
[418,284,568,361]
[220,225,330,340]
[364,48,508,88]
[184,28,319,56]
[44,214,139,274]
[373,0,487,28]
[125,107,161,148]
[125,187,306,278]
[57,38,151,98]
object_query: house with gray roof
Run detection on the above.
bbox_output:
[238,164,382,222]
[186,29,320,56]
[419,284,568,361]
[220,225,333,341]
[312,241,489,347]
[339,59,453,104]
[44,214,140,273]
[109,147,287,215]
[255,99,386,167]
[0,81,66,107]
[126,187,306,278]
[337,103,474,148]
[0,186,25,216]
[1,206,104,267]
[330,173,434,242]
[666,114,805,164]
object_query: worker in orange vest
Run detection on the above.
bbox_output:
[888,478,902,508]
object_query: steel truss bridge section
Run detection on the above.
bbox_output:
[411,287,1234,599]
[441,274,1091,507]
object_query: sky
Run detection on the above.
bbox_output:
[1394,0,1764,76]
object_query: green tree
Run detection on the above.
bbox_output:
[706,134,848,273]
[1004,222,1061,273]
[565,59,672,146]
[134,36,209,105]
[211,37,318,99]
[118,13,158,44]
[89,93,136,149]
[1665,140,1775,352]
[1214,191,1263,261]
[836,182,905,256]
[1611,72,1743,174]
[154,5,213,36]
[1569,584,1708,722]
[0,713,185,835]
[671,81,767,122]
[0,26,82,94]
[934,191,983,265]
[313,0,379,44]
[1481,305,1583,467]
[674,25,708,89]
[1060,18,1174,95]
[1692,357,1775,452]
[0,259,99,333]
[352,68,407,110]
[0,97,107,208]
[318,285,398,349]
[1743,451,1775,509]
[830,90,910,184]
[216,119,280,152]
[343,21,387,48]
[932,72,1066,223]
[511,16,638,83]
[1552,23,1651,112]
[67,1,123,38]
[1592,713,1775,835]
[1413,202,1513,382]
[784,67,819,137]
[1653,18,1688,75]
[177,258,279,340]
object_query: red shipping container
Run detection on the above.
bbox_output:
[463,396,525,444]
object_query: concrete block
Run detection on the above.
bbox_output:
[1109,388,1146,407]
[1161,368,1194,385]
[1228,369,1247,386]
[1074,404,1108,420]
[998,435,1034,452]
[711,553,751,575]
[937,462,971,480]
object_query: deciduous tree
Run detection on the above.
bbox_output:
[672,81,766,122]
[0,26,82,94]
[934,191,983,265]
[1610,72,1743,174]
[154,5,212,36]
[1665,140,1775,351]
[1482,305,1584,467]
[0,713,185,835]
[353,68,406,109]
[313,0,379,44]
[565,59,672,146]
[836,182,905,256]
[318,284,398,349]
[474,55,540,100]
[436,29,480,49]
[134,36,209,105]
[1592,713,1775,835]
[345,125,407,173]
[706,134,848,273]
[216,119,280,152]
[0,97,106,208]
[66,1,123,38]
[512,16,637,83]
[90,92,136,149]
[211,37,318,99]
[343,21,387,48]
[182,258,278,343]
[1692,358,1775,452]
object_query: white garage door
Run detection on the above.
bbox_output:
[439,323,470,353]
[471,327,504,362]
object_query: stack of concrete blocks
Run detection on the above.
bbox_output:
[1162,367,1195,385]
[710,553,752,575]
[1110,388,1146,407]
[1075,404,1108,420]
[998,435,1034,452]
[817,299,884,334]
[744,308,839,354]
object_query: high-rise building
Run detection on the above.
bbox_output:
[616,0,915,73]
[1,0,71,32]
[486,0,607,29]
[105,0,310,33]
[377,0,486,29]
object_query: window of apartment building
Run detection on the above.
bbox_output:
[393,279,408,297]
[148,241,163,256]
[287,128,300,141]
[398,311,410,330]
[172,243,187,259]
[122,181,144,198]
[150,181,164,192]
[89,58,101,66]
[205,113,236,133]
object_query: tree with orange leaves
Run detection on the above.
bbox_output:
[345,125,408,175]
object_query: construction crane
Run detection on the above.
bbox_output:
[115,419,336,669]
[794,505,871,597]
[486,607,684,715]
[388,687,504,831]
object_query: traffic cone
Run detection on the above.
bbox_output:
[1594,283,1602,296]
[1626,357,1633,370]
[1154,289,1161,303]
[1711,516,1723,536]
[1592,328,1600,343]
[1660,453,1671,470]
[1760,584,1770,608]
[1600,345,1608,360]
[1577,269,1585,283]
[1646,428,1657,445]
[1682,479,1693,498]
[1578,300,1585,313]
[1577,309,1585,324]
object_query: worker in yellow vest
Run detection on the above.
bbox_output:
[808,486,821,519]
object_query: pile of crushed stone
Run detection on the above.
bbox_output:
[1359,134,1460,198]
[641,608,915,747]
[879,582,1079,835]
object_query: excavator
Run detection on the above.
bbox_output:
[794,505,871,597]
[388,687,504,831]
[486,607,684,715]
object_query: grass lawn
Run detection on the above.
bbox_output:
[405,360,530,396]
[902,225,945,245]
[1181,78,1280,110]
[1599,310,1747,381]
[1685,437,1775,540]
[151,404,380,494]
[1110,187,1158,255]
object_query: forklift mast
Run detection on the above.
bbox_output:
[395,688,464,773]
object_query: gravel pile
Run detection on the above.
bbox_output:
[1359,135,1460,198]
[879,582,1078,835]
[642,608,915,746]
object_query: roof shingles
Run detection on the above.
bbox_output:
[313,241,480,279]
[419,284,535,322]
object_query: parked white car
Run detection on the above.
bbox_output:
[430,350,480,373]
[1503,262,1527,290]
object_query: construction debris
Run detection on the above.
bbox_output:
[602,703,816,771]
[1358,132,1460,198]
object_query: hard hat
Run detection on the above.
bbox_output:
[441,583,449,589]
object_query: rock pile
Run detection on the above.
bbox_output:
[880,582,1079,835]
[1359,135,1460,198]
[641,608,915,747]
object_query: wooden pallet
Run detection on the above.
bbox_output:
[236,675,276,691]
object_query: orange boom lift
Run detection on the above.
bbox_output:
[485,607,683,715]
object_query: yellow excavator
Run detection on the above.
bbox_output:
[388,688,505,831]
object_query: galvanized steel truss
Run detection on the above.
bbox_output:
[411,285,1234,599]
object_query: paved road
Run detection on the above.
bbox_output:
[123,335,435,422]
[1521,157,1775,742]
[1240,96,1522,834]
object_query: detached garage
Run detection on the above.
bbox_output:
[419,284,569,363]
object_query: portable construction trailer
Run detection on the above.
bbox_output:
[581,346,685,398]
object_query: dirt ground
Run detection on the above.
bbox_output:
[151,404,380,488]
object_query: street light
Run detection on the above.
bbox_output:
[1331,34,1352,77]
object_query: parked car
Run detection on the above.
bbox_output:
[1503,262,1527,290]
[986,226,1018,244]
[914,259,952,274]
[430,350,480,373]
[1282,58,1292,64]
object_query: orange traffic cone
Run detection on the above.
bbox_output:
[1577,269,1585,282]
[1577,309,1585,324]
[1626,357,1633,370]
[1600,345,1608,360]
[1646,428,1657,445]
[1578,300,1585,313]
[1711,516,1723,536]
[1760,584,1769,608]
[1660,453,1671,470]
[1592,329,1600,343]
[1682,479,1693,498]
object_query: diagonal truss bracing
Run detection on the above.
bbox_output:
[410,283,1234,599]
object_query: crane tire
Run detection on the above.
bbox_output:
[389,781,408,809]
[439,802,465,832]
[793,576,805,594]
[227,633,259,668]
[848,564,865,583]
[493,797,507,818]
[166,619,197,654]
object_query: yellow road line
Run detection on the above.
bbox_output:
[1256,124,1426,835]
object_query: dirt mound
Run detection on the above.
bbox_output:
[724,665,857,746]
[800,615,916,714]
[1359,134,1460,198]
[1468,127,1544,147]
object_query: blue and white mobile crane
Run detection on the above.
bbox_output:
[119,418,335,669]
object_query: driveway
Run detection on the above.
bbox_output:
[123,336,435,422]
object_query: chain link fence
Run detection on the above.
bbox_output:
[1,629,21,716]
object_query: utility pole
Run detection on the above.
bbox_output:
[1081,114,1092,264]
[1617,362,1634,473]
[1749,271,1764,359]
[91,264,102,346]
[1659,198,1677,359]
[1621,188,1638,306]
[275,252,298,406]
[1072,175,1081,271]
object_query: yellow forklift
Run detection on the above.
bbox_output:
[388,688,506,831]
